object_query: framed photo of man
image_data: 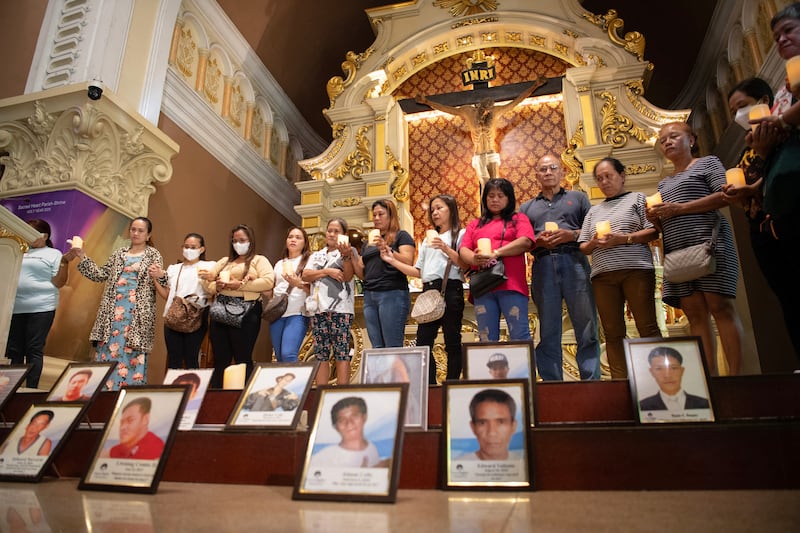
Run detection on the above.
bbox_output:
[444,380,531,489]
[293,384,408,503]
[45,362,114,404]
[164,368,214,430]
[625,337,715,424]
[360,346,429,430]
[226,361,318,430]
[0,366,31,414]
[463,341,536,425]
[0,402,84,482]
[78,386,190,493]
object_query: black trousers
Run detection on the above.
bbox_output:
[164,308,209,369]
[416,278,465,384]
[209,300,262,388]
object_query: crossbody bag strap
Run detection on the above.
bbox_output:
[440,259,453,296]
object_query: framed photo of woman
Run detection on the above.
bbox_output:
[444,380,531,489]
[360,346,428,430]
[226,361,318,430]
[164,368,214,430]
[625,336,715,424]
[293,384,408,503]
[79,386,190,494]
[0,402,84,482]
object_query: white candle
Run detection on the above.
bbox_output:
[477,238,492,255]
[337,234,349,245]
[544,222,558,232]
[787,56,800,91]
[646,192,662,208]
[725,168,745,188]
[223,364,246,389]
[68,235,83,248]
[218,270,231,283]
[368,229,380,245]
[596,220,611,238]
[282,261,293,276]
[425,229,438,245]
[749,103,771,131]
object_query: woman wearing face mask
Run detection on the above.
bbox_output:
[201,224,274,388]
[155,233,215,369]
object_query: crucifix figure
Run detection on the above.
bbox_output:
[415,76,547,185]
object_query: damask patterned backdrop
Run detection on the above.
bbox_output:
[395,48,571,244]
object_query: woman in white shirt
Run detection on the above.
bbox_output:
[155,233,214,369]
[268,227,311,363]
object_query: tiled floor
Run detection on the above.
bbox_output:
[1,480,798,532]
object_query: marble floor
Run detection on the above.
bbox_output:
[1,480,798,532]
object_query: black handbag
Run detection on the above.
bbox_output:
[468,222,508,298]
[209,294,255,328]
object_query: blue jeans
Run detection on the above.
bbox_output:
[363,289,410,348]
[532,252,600,380]
[473,290,531,342]
[6,310,55,388]
[269,314,309,362]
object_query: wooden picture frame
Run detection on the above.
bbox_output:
[226,361,318,430]
[463,341,536,425]
[360,346,429,430]
[78,386,189,493]
[293,384,408,503]
[0,402,85,482]
[163,368,214,430]
[443,379,531,489]
[45,362,114,404]
[0,366,31,415]
[625,336,715,424]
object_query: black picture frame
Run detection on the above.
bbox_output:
[45,362,114,404]
[293,383,408,503]
[0,365,31,415]
[360,346,429,430]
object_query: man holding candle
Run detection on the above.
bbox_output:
[520,154,600,381]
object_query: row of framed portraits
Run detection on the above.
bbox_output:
[0,336,716,501]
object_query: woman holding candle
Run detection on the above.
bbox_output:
[380,194,468,383]
[578,158,662,379]
[352,200,415,349]
[201,224,274,388]
[157,233,215,370]
[460,178,535,342]
[74,217,168,389]
[267,227,311,363]
[303,218,359,385]
[647,122,743,376]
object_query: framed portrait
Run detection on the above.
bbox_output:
[360,346,429,430]
[226,361,318,430]
[78,386,190,494]
[625,336,715,424]
[0,366,31,414]
[45,362,114,404]
[463,341,536,425]
[293,383,408,503]
[163,368,214,430]
[444,379,531,489]
[0,402,85,482]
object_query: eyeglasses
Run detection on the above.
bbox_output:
[537,164,560,173]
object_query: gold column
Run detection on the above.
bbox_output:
[744,31,763,72]
[195,49,208,93]
[263,125,272,160]
[168,17,183,66]
[244,102,254,141]
[221,76,233,119]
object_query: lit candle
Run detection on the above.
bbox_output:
[218,270,231,283]
[368,229,380,245]
[426,229,438,245]
[646,192,662,208]
[725,168,745,188]
[337,234,350,246]
[477,238,492,255]
[223,364,246,389]
[749,103,771,131]
[282,261,293,276]
[68,235,83,248]
[787,56,800,91]
[544,222,558,233]
[596,220,611,239]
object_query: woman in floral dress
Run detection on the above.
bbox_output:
[75,217,168,389]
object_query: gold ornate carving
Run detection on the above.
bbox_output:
[434,0,498,17]
[624,81,690,124]
[250,108,264,149]
[332,197,362,208]
[412,52,427,67]
[228,83,243,128]
[299,125,349,176]
[0,228,29,253]
[553,41,569,56]
[563,121,585,188]
[505,31,522,43]
[456,35,474,47]
[176,28,197,78]
[326,47,376,108]
[625,164,656,175]
[575,53,606,68]
[451,16,499,29]
[0,101,173,218]
[386,146,409,203]
[466,49,495,68]
[597,91,651,148]
[204,58,221,104]
[530,34,546,47]
[332,125,372,180]
[392,65,408,81]
[433,42,450,55]
[582,9,646,61]
[563,29,579,39]
[480,32,498,44]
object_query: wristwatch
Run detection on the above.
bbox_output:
[572,230,579,241]
[626,234,634,245]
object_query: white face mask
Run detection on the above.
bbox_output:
[734,105,754,131]
[183,247,202,261]
[233,241,250,255]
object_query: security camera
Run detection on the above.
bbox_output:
[87,79,103,101]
